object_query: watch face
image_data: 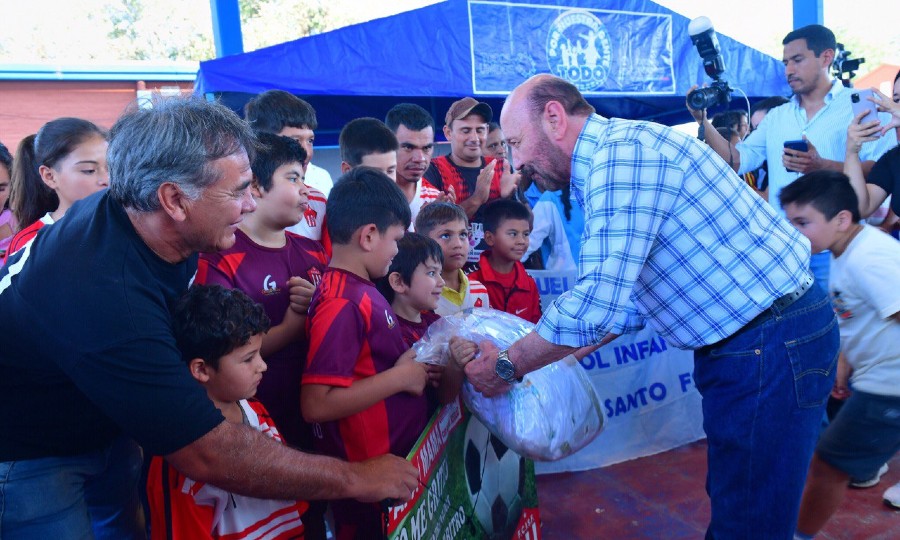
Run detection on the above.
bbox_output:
[495,357,516,382]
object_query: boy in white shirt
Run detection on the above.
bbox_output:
[781,170,900,538]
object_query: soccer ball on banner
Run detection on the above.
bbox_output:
[463,415,526,539]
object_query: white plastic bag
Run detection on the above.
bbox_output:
[413,308,605,461]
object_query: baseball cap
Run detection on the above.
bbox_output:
[445,97,492,126]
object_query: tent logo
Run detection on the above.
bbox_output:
[547,10,612,91]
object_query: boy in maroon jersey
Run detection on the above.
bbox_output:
[375,232,469,405]
[196,132,325,448]
[194,132,329,538]
[301,167,433,539]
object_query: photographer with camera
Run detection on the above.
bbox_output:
[687,24,896,289]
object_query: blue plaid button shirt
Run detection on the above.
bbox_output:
[535,115,811,349]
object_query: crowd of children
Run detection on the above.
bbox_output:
[5,72,897,538]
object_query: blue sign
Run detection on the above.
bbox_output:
[469,1,675,95]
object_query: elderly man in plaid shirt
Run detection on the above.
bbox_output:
[465,74,839,539]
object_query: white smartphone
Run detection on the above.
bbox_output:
[851,89,880,126]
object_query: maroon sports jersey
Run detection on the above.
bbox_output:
[397,311,441,347]
[303,268,429,462]
[303,268,431,538]
[195,229,327,449]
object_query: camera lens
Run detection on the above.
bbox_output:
[688,87,720,110]
[851,93,860,103]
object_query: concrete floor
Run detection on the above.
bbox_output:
[536,440,900,539]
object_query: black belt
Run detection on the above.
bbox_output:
[699,274,816,353]
[769,272,815,313]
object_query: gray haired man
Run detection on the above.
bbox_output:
[0,98,418,539]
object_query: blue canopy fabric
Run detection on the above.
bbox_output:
[196,0,790,144]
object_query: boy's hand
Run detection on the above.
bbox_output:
[395,348,428,395]
[831,352,852,400]
[282,301,305,327]
[449,336,478,369]
[424,364,444,388]
[288,276,316,314]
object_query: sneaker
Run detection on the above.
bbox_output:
[884,481,900,510]
[850,463,889,488]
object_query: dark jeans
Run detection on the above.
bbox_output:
[694,281,839,539]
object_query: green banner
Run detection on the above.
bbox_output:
[387,398,540,539]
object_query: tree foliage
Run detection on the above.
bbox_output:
[0,0,354,63]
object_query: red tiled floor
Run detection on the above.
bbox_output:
[536,440,900,539]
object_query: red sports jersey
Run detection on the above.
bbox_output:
[2,213,53,265]
[423,155,502,204]
[397,311,441,347]
[196,229,327,449]
[468,251,541,323]
[146,399,308,540]
[303,267,430,539]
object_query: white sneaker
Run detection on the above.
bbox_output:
[884,481,900,510]
[850,463,889,488]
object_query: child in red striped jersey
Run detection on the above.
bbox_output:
[375,232,467,405]
[301,168,433,539]
[146,285,308,540]
[195,132,325,452]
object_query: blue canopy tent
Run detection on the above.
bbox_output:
[195,0,790,145]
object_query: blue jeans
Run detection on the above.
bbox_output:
[694,281,839,539]
[808,251,830,291]
[0,435,145,540]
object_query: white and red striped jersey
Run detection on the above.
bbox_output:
[287,187,327,242]
[147,399,308,540]
[407,179,442,232]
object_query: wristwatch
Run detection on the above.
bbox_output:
[494,349,523,384]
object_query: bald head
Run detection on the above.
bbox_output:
[499,75,593,192]
[503,75,595,125]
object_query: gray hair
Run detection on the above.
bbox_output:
[108,97,257,211]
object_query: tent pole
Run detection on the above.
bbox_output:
[210,0,244,58]
[792,0,823,29]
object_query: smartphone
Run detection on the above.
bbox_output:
[851,89,880,125]
[783,140,808,173]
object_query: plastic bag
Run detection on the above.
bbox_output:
[413,308,606,461]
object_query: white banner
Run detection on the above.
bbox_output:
[526,270,706,473]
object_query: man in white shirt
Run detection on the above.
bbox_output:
[688,24,896,289]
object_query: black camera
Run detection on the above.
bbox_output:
[832,43,864,87]
[686,16,732,110]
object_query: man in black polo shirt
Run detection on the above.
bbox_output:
[0,99,418,539]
